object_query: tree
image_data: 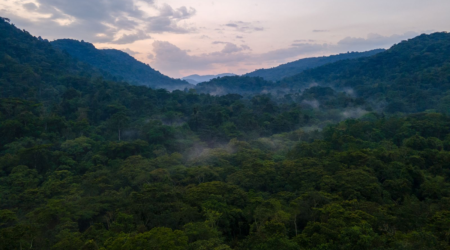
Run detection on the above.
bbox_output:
[108,112,129,141]
[105,227,188,250]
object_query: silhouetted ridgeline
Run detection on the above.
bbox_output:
[245,49,385,81]
[197,32,450,115]
[282,32,450,113]
[51,39,192,91]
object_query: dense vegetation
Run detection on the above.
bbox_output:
[281,32,450,113]
[183,74,237,85]
[200,33,450,114]
[51,39,191,91]
[245,49,384,81]
[2,17,450,250]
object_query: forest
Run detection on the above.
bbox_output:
[244,49,384,82]
[2,17,450,250]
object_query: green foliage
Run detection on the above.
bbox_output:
[282,32,450,114]
[3,17,450,250]
[105,227,188,250]
[51,39,191,90]
[245,49,384,81]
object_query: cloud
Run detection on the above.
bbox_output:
[122,48,140,55]
[341,108,368,119]
[151,41,250,76]
[336,32,418,51]
[22,3,38,11]
[259,43,328,62]
[158,4,196,20]
[147,4,196,34]
[224,21,264,33]
[313,30,329,33]
[111,31,151,44]
[5,0,196,44]
[147,16,194,34]
[114,18,139,31]
[301,99,320,109]
[150,32,419,77]
[212,41,251,54]
[294,39,316,43]
[36,0,146,23]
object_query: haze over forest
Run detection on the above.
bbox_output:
[2,1,450,250]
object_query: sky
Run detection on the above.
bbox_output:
[1,0,450,78]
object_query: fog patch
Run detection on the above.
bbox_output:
[342,87,355,96]
[208,87,228,96]
[301,99,320,109]
[186,141,240,165]
[342,108,368,119]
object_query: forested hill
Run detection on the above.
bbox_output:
[195,76,277,95]
[281,32,450,113]
[51,39,192,91]
[6,16,450,250]
[0,19,105,100]
[245,49,384,81]
[182,73,237,85]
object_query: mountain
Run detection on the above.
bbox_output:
[195,76,276,95]
[5,17,450,250]
[281,32,450,113]
[198,32,450,114]
[51,39,192,90]
[245,49,385,81]
[0,21,105,101]
[182,73,237,85]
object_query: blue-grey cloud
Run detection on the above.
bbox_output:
[336,32,418,51]
[4,0,196,44]
[146,4,196,34]
[225,21,264,33]
[151,41,250,75]
[313,30,329,33]
[111,31,151,44]
[212,41,251,53]
[122,48,140,55]
[22,3,38,11]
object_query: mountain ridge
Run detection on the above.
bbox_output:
[245,49,385,81]
[51,39,192,91]
[280,32,450,113]
[182,73,237,85]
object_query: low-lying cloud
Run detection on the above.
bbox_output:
[342,108,369,119]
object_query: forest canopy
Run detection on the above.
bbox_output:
[2,17,450,250]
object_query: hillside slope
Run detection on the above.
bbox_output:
[5,17,450,250]
[245,49,384,81]
[0,20,104,101]
[51,39,192,90]
[281,32,450,113]
[182,73,237,85]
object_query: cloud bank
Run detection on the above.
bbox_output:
[1,0,196,44]
[151,32,418,77]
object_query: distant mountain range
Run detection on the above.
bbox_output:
[182,73,237,85]
[51,39,192,91]
[279,32,450,113]
[195,32,450,114]
[245,49,385,81]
